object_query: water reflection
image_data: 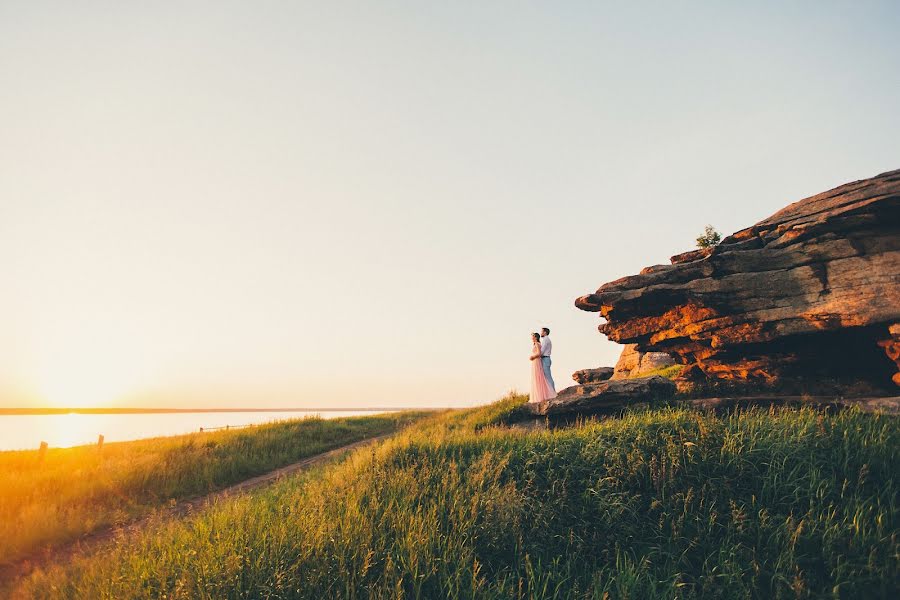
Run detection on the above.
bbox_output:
[0,411,390,451]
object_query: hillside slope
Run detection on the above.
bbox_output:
[16,396,899,599]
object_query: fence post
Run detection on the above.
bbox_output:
[97,434,104,451]
[38,441,48,465]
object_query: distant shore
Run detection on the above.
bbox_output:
[0,407,443,415]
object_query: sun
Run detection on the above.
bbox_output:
[37,374,129,409]
[31,344,154,410]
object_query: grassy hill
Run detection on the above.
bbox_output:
[14,395,899,599]
[0,412,424,565]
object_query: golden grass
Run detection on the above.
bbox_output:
[0,412,425,564]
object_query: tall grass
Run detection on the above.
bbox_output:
[0,412,424,564]
[15,398,900,599]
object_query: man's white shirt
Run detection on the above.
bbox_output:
[540,336,552,357]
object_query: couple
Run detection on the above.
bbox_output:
[529,327,556,403]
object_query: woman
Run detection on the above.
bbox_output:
[529,332,557,403]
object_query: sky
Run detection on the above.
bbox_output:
[1,1,899,409]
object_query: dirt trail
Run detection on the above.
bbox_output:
[0,433,392,589]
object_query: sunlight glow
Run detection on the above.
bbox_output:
[30,330,156,409]
[49,412,102,447]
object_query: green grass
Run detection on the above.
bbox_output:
[471,391,535,430]
[13,397,900,599]
[0,412,425,564]
[631,364,685,380]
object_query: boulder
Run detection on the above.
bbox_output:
[531,375,676,416]
[611,344,676,379]
[576,169,900,389]
[572,367,614,383]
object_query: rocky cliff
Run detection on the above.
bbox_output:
[576,169,900,389]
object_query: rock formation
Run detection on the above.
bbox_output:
[610,344,676,379]
[530,376,676,416]
[576,169,900,389]
[572,367,614,384]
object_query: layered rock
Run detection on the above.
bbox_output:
[530,376,676,416]
[572,367,614,384]
[610,344,676,379]
[576,169,900,388]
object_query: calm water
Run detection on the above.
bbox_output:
[0,411,391,451]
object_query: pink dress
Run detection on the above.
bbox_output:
[529,342,557,403]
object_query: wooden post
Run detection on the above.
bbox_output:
[38,441,48,464]
[97,434,104,451]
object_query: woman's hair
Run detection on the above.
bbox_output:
[532,332,541,342]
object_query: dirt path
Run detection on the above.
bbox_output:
[0,433,392,589]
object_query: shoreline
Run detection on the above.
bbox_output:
[0,406,445,416]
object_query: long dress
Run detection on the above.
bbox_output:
[529,342,557,403]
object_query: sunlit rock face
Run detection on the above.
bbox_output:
[610,344,676,380]
[576,169,900,389]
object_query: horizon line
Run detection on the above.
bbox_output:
[0,407,449,415]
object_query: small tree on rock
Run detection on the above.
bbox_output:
[696,225,721,249]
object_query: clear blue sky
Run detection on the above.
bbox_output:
[2,1,898,408]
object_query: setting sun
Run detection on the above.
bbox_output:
[30,335,155,409]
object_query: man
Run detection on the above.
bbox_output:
[540,327,555,392]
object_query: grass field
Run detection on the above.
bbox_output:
[0,412,425,565]
[12,395,900,599]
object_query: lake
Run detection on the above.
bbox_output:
[0,410,394,451]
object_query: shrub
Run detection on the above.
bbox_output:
[696,224,722,248]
